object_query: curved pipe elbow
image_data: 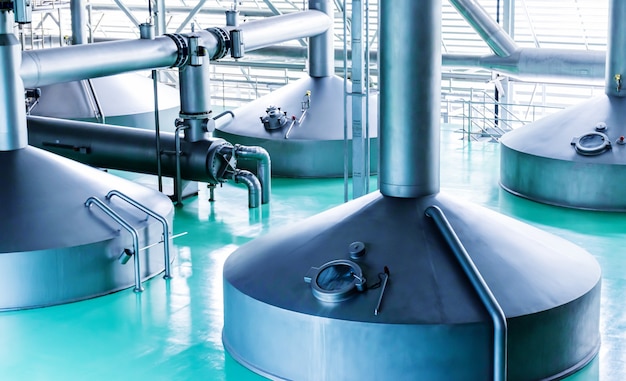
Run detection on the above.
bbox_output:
[235,145,271,204]
[235,169,262,209]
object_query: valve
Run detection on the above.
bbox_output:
[615,74,622,93]
[260,105,290,130]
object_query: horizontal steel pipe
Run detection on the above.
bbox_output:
[21,10,331,88]
[27,116,228,183]
[89,4,275,18]
[443,48,606,84]
[21,38,183,88]
[227,10,331,51]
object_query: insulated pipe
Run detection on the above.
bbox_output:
[70,0,87,45]
[443,49,606,85]
[21,10,332,88]
[234,170,262,209]
[448,0,518,57]
[0,10,27,151]
[27,116,229,183]
[308,0,334,77]
[234,145,271,204]
[605,0,626,96]
[379,0,440,198]
[425,205,507,381]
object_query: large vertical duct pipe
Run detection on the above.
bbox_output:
[308,0,334,77]
[379,0,440,198]
[605,0,626,97]
[70,0,87,45]
[0,10,27,151]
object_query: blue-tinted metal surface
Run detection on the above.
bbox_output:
[214,76,378,178]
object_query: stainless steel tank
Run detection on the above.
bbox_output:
[28,72,180,129]
[214,75,378,178]
[222,0,601,379]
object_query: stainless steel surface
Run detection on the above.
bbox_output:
[442,48,606,85]
[70,0,87,45]
[85,196,144,293]
[234,169,261,208]
[21,10,331,88]
[234,145,271,204]
[448,0,517,57]
[27,116,232,184]
[379,0,440,198]
[223,192,601,380]
[0,146,174,310]
[426,205,507,381]
[106,190,172,279]
[500,94,626,211]
[308,0,333,77]
[28,73,180,128]
[0,10,27,151]
[229,10,331,51]
[605,0,626,96]
[178,40,212,142]
[499,0,626,211]
[214,76,378,178]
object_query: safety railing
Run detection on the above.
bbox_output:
[425,205,508,381]
[105,190,172,279]
[84,196,144,292]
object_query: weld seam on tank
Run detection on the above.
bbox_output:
[426,205,507,381]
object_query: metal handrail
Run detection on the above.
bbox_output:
[425,205,507,381]
[106,190,172,279]
[85,196,144,292]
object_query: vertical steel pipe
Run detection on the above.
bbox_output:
[0,10,27,151]
[70,0,87,45]
[351,0,367,197]
[605,0,626,96]
[308,0,334,77]
[178,38,212,142]
[448,0,518,57]
[379,0,441,198]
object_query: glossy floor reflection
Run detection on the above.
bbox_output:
[1,125,623,380]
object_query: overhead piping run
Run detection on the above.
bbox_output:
[27,116,267,208]
[444,0,605,85]
[20,10,332,88]
[448,0,517,57]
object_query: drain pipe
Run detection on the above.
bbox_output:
[605,0,626,96]
[448,0,517,57]
[234,169,262,208]
[21,10,332,88]
[0,8,27,151]
[234,144,271,204]
[379,0,440,198]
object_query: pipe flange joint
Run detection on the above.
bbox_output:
[179,111,212,120]
[206,27,230,60]
[164,33,189,67]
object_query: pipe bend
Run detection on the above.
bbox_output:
[234,169,262,209]
[235,144,271,204]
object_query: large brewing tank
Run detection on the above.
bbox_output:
[214,75,378,178]
[500,0,626,211]
[0,146,174,310]
[221,0,601,379]
[27,72,180,128]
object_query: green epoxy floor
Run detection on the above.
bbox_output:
[2,125,625,380]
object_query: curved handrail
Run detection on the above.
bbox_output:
[106,190,172,279]
[425,205,507,381]
[85,196,143,292]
